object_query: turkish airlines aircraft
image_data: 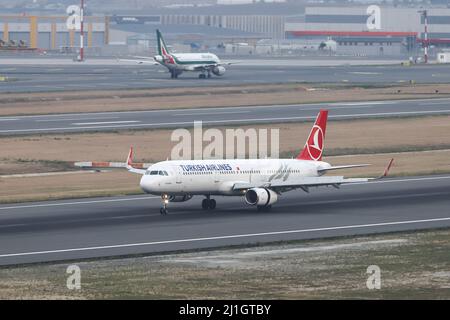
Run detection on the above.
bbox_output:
[125,110,393,214]
[122,29,231,79]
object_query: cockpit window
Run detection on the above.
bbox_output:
[146,170,168,176]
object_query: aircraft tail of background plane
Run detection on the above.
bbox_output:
[156,29,171,56]
[297,109,328,161]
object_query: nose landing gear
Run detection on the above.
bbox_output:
[201,195,216,210]
[160,194,169,215]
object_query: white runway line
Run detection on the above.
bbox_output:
[0,196,156,211]
[174,111,251,116]
[71,120,140,126]
[1,217,449,259]
[2,109,450,134]
[3,97,450,120]
[36,117,119,122]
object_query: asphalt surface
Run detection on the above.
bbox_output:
[1,175,449,266]
[1,61,450,93]
[1,97,450,135]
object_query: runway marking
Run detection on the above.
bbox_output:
[0,118,18,121]
[0,196,156,211]
[71,120,140,126]
[3,97,450,120]
[1,175,449,211]
[36,117,119,122]
[2,110,450,134]
[422,101,450,106]
[294,191,450,206]
[349,175,450,185]
[174,111,250,116]
[1,217,449,259]
[329,101,394,106]
[348,72,381,75]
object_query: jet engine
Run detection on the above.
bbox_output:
[244,188,278,207]
[168,194,193,202]
[212,66,226,76]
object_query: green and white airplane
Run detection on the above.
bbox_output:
[122,29,232,79]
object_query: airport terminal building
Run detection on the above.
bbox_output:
[286,6,450,57]
[2,5,450,58]
[0,14,108,53]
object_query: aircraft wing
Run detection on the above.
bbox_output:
[232,176,370,192]
[117,58,159,65]
[188,62,235,71]
[233,159,394,193]
[219,61,237,66]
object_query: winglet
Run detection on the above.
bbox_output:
[125,147,146,175]
[380,158,394,179]
[126,146,133,167]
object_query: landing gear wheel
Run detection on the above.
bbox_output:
[160,195,169,214]
[202,198,216,210]
[202,199,209,210]
[199,74,206,79]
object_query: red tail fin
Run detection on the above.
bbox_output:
[297,110,328,161]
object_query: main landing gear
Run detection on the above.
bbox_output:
[170,70,179,79]
[198,71,211,79]
[201,195,216,210]
[160,194,169,215]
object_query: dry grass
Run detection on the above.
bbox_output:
[1,83,450,116]
[1,116,449,203]
[1,115,449,173]
[1,228,449,299]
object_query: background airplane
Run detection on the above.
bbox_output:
[123,110,393,214]
[120,29,232,79]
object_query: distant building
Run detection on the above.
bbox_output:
[286,6,450,56]
[0,15,107,51]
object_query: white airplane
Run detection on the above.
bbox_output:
[121,29,231,79]
[124,110,394,214]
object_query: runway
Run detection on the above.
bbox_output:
[1,97,450,135]
[1,175,449,266]
[1,60,450,93]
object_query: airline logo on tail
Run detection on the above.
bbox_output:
[157,29,175,64]
[297,110,328,161]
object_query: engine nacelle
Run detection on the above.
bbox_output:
[244,188,278,207]
[212,66,226,76]
[168,194,193,202]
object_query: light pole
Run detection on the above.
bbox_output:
[79,0,85,62]
[418,9,428,63]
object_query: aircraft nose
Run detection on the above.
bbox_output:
[140,175,155,193]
